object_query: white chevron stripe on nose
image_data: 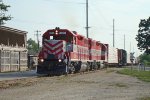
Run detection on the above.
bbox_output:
[44,41,63,51]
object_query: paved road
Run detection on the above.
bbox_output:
[0,70,38,81]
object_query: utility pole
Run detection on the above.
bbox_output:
[113,19,115,47]
[130,42,131,53]
[35,30,41,50]
[86,0,89,38]
[124,34,125,50]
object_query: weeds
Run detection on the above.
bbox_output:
[117,68,150,82]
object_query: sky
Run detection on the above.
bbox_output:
[3,0,150,56]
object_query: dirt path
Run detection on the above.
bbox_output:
[0,68,150,100]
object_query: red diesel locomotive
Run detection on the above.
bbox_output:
[37,27,127,75]
[37,27,107,74]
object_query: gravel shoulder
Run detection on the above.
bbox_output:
[0,70,37,81]
[0,68,150,100]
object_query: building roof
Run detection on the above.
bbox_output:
[0,26,27,48]
[0,26,27,34]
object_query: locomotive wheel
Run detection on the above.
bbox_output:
[71,67,75,74]
[69,67,75,74]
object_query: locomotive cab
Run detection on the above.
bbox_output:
[42,27,75,52]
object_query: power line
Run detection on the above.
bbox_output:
[88,4,112,28]
[43,0,85,5]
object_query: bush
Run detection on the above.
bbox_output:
[143,60,150,67]
[146,62,150,66]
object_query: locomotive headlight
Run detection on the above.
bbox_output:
[58,59,62,62]
[40,59,44,62]
[55,30,58,35]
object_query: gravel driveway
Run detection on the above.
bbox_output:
[0,68,150,100]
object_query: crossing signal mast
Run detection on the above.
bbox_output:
[130,52,135,70]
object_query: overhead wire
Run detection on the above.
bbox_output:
[10,0,138,34]
[89,0,138,33]
[43,0,85,5]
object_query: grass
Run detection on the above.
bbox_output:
[117,68,150,82]
[138,97,150,100]
[109,83,128,88]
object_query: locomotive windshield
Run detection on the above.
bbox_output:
[53,35,66,40]
[48,31,73,43]
[47,31,67,41]
[43,29,75,44]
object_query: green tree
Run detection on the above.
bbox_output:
[139,54,150,66]
[139,54,150,62]
[135,17,150,54]
[27,38,39,54]
[0,0,11,25]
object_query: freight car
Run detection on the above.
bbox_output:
[106,45,118,66]
[118,49,127,66]
[104,45,127,67]
[37,27,128,75]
